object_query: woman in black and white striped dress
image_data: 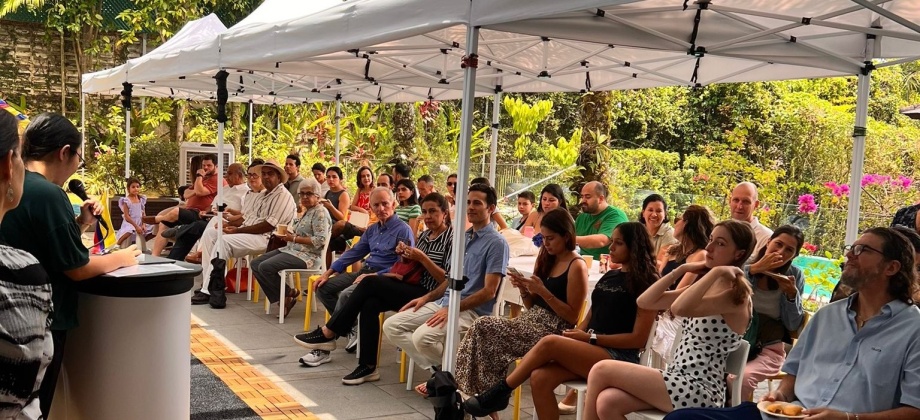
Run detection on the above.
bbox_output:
[0,111,53,419]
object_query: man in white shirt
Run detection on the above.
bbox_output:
[729,182,773,263]
[193,160,297,304]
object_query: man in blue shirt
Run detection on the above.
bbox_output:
[310,187,414,315]
[383,183,509,391]
[662,226,920,420]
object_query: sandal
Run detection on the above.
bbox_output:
[414,382,428,398]
[283,288,300,317]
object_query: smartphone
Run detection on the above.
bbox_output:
[763,271,788,281]
[507,267,523,278]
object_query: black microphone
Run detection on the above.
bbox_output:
[68,179,108,230]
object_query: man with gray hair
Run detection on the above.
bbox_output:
[296,187,415,358]
[575,181,627,259]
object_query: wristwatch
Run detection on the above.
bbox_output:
[588,329,597,345]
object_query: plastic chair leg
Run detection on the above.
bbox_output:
[303,277,316,331]
[576,388,585,420]
[406,358,415,391]
[513,359,522,420]
[252,281,260,303]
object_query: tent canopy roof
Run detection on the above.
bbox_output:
[82,0,920,103]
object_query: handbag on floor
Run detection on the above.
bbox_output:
[427,369,465,420]
[208,255,228,309]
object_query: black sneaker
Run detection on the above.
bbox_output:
[293,327,336,351]
[191,291,209,305]
[463,382,513,416]
[342,364,380,385]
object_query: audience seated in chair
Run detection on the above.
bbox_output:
[295,193,454,383]
[464,222,658,420]
[582,220,756,420]
[191,159,296,305]
[146,153,219,256]
[663,226,920,420]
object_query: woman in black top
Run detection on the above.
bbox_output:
[0,111,53,419]
[321,166,350,222]
[464,222,658,419]
[455,208,588,418]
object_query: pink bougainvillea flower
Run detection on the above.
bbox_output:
[802,242,818,253]
[892,175,913,190]
[798,194,817,214]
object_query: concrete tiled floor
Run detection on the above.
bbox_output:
[192,281,551,420]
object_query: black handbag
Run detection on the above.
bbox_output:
[427,369,465,420]
[208,255,228,309]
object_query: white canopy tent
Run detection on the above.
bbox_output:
[82,0,920,372]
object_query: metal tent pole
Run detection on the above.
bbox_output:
[443,25,480,374]
[335,95,342,164]
[488,90,501,186]
[215,71,230,248]
[121,83,133,178]
[81,92,86,179]
[248,100,254,165]
[844,35,876,245]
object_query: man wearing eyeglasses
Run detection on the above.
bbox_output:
[663,226,920,420]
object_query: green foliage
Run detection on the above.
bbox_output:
[503,96,553,160]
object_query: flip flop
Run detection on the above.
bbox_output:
[414,382,428,398]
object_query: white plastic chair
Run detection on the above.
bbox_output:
[272,228,331,324]
[626,339,750,420]
[559,319,662,420]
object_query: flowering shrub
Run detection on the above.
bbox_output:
[797,194,818,214]
[801,242,818,254]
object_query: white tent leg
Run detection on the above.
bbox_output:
[844,38,875,246]
[335,97,342,163]
[488,90,501,186]
[125,109,131,178]
[248,100,254,165]
[443,25,479,374]
[81,93,86,179]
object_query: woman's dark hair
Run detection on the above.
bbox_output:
[22,112,81,161]
[326,165,344,181]
[752,225,805,290]
[668,205,715,261]
[517,191,536,204]
[864,227,918,304]
[639,193,670,224]
[395,178,418,206]
[536,183,568,213]
[420,192,451,225]
[0,112,18,158]
[534,208,577,281]
[614,222,660,296]
[356,166,373,190]
[125,177,141,191]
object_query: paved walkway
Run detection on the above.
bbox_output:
[191,283,544,420]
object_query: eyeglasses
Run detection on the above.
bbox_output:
[446,182,457,187]
[75,151,85,169]
[247,172,260,178]
[298,191,316,197]
[844,244,884,257]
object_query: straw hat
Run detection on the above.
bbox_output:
[254,159,289,184]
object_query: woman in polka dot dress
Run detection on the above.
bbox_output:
[583,220,756,420]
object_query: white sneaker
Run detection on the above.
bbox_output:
[299,349,331,367]
[345,327,359,353]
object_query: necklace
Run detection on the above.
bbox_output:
[855,312,879,329]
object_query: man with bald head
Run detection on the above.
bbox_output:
[575,181,627,259]
[730,181,773,262]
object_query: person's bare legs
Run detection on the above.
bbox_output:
[530,364,582,420]
[583,361,672,420]
[559,389,577,406]
[506,335,609,388]
[151,222,171,256]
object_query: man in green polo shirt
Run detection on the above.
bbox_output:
[574,181,627,259]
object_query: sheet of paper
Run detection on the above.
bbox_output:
[106,264,193,278]
[349,211,370,228]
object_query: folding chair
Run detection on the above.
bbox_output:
[273,228,331,324]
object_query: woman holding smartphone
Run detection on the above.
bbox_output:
[455,208,588,420]
[464,222,658,419]
[736,225,805,400]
